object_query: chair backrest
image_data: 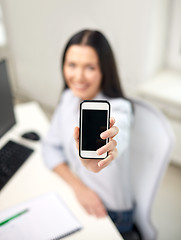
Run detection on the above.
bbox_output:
[130,98,175,240]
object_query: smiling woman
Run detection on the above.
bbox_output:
[42,30,141,240]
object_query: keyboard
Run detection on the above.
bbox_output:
[0,140,34,190]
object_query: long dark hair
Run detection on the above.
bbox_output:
[62,29,126,99]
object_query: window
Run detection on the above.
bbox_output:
[166,0,181,71]
[0,4,6,47]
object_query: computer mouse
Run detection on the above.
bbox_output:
[21,131,40,141]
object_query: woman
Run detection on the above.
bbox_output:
[43,29,141,240]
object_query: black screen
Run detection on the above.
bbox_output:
[0,60,16,138]
[82,109,107,151]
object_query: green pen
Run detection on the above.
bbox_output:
[0,209,29,227]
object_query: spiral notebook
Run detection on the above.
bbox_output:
[0,193,82,240]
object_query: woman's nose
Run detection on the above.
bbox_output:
[74,68,84,81]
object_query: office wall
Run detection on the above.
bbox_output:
[1,0,169,109]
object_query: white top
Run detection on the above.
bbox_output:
[42,89,133,211]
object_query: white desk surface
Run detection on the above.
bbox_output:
[0,102,123,240]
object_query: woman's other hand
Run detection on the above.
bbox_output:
[74,184,107,218]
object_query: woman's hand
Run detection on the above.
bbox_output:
[74,184,107,218]
[74,117,119,172]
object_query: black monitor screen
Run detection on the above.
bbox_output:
[0,60,16,138]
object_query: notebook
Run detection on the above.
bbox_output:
[0,192,82,240]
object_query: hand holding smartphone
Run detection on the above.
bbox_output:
[79,100,110,159]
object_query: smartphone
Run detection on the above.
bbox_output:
[79,100,110,159]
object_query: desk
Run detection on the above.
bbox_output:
[0,102,123,240]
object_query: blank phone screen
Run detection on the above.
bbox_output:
[82,109,108,151]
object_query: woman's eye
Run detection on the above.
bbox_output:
[86,65,95,70]
[68,63,76,68]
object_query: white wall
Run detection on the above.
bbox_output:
[1,0,170,110]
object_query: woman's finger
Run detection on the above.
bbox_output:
[101,126,119,139]
[94,205,107,218]
[98,148,118,168]
[86,207,94,215]
[74,126,79,149]
[96,139,117,155]
[109,117,115,128]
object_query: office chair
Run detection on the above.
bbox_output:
[129,98,175,240]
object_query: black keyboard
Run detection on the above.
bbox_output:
[0,140,34,190]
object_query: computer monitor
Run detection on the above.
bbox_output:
[0,59,16,138]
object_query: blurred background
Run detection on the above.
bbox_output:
[0,0,180,239]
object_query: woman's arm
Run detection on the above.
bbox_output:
[53,163,107,218]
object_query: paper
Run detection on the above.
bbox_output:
[0,193,82,240]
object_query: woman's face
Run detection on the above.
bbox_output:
[63,45,102,100]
